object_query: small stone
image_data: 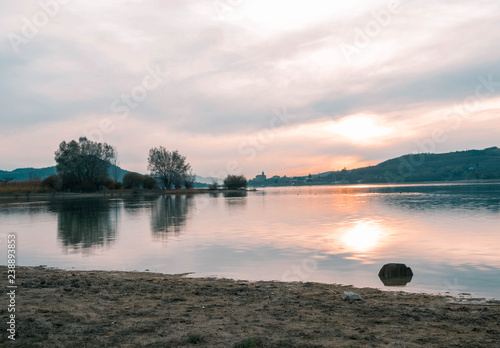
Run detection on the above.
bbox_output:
[342,291,363,301]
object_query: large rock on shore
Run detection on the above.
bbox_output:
[378,263,413,286]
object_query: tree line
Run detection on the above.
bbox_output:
[41,137,247,192]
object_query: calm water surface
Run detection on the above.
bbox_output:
[1,183,500,298]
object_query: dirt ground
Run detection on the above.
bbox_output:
[2,266,500,347]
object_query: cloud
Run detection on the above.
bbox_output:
[1,0,499,175]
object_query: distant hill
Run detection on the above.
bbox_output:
[0,166,222,185]
[342,146,500,183]
[0,167,57,181]
[249,147,500,186]
[194,175,223,185]
[0,165,130,183]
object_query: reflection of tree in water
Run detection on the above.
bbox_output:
[150,195,194,240]
[123,195,157,216]
[223,191,247,209]
[51,199,118,253]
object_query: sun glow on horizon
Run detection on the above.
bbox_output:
[327,114,394,142]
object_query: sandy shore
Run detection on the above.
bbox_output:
[2,266,500,347]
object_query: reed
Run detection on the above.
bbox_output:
[0,179,47,194]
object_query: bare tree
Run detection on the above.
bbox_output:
[147,147,192,190]
[109,148,120,183]
[184,170,196,189]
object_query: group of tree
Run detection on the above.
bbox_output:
[39,137,247,193]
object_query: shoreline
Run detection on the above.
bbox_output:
[3,266,500,347]
[2,179,500,202]
[0,188,254,203]
[248,179,500,188]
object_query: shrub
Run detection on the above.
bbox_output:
[224,175,247,190]
[103,178,116,190]
[184,171,196,189]
[142,175,157,190]
[42,175,63,191]
[208,180,219,190]
[123,172,143,189]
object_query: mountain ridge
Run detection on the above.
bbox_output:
[248,146,500,186]
[0,165,222,185]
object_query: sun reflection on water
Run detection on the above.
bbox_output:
[331,220,393,262]
[341,220,384,252]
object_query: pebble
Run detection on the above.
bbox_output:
[342,291,363,301]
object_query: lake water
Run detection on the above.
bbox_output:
[1,183,500,299]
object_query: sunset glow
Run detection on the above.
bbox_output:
[1,1,499,177]
[327,114,394,143]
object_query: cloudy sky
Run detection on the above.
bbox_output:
[1,0,500,178]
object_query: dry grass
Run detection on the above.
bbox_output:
[0,179,47,194]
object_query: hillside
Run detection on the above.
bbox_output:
[0,165,221,186]
[348,146,500,183]
[248,147,500,186]
[0,165,129,183]
[0,166,57,182]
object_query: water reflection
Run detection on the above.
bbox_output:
[223,191,247,209]
[123,195,157,215]
[376,184,500,213]
[50,199,118,253]
[2,184,499,298]
[339,220,387,253]
[379,275,413,286]
[150,195,193,239]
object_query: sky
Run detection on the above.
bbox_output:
[1,0,500,178]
